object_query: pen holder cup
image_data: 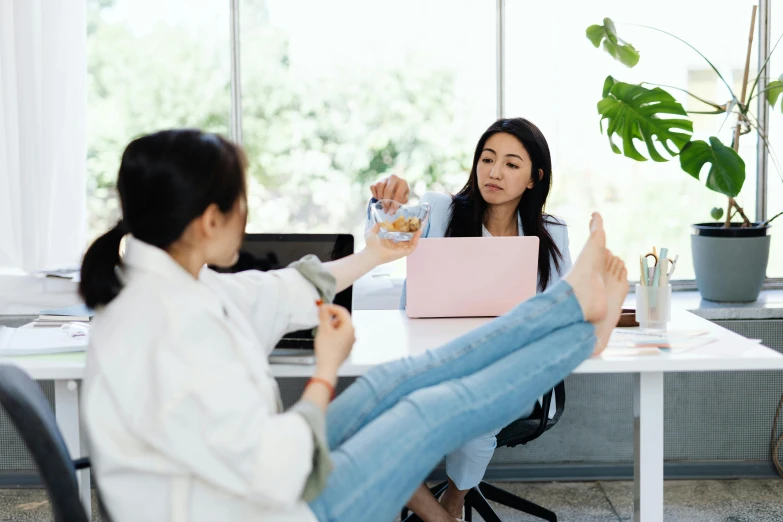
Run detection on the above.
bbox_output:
[635,284,672,331]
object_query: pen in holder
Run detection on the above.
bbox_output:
[635,284,672,331]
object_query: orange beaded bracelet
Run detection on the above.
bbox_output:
[307,377,335,400]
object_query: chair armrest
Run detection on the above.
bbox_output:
[523,389,553,444]
[554,381,566,414]
[73,457,90,470]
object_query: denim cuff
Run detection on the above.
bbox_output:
[547,278,582,321]
[290,400,334,502]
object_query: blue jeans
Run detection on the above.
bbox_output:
[308,280,594,522]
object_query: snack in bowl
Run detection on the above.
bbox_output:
[371,200,431,242]
[379,216,422,233]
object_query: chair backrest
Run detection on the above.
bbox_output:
[496,381,566,448]
[0,365,88,522]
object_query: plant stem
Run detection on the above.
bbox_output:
[762,211,783,227]
[737,6,757,111]
[625,23,736,99]
[748,32,783,103]
[726,5,757,229]
[725,197,752,227]
[748,84,783,105]
[687,110,727,115]
[725,199,734,228]
[718,109,734,134]
[641,82,725,110]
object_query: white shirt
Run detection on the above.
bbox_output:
[480,203,524,239]
[82,236,322,522]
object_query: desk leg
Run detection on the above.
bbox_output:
[55,380,91,520]
[633,372,664,522]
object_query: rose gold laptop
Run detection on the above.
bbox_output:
[405,237,539,318]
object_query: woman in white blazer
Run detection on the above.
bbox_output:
[80,129,627,522]
[369,118,572,520]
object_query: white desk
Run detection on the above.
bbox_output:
[2,309,782,522]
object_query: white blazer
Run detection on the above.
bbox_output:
[83,236,322,522]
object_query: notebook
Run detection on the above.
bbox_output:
[37,304,94,324]
[0,326,88,356]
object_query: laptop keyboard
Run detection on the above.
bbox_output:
[276,338,314,349]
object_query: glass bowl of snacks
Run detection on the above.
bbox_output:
[370,200,431,242]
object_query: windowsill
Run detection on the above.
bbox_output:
[670,289,783,321]
[355,273,783,321]
[3,268,781,322]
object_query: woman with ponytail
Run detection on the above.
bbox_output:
[81,128,419,520]
[82,128,626,522]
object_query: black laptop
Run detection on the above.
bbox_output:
[215,233,354,359]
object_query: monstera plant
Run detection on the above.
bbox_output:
[586,8,782,302]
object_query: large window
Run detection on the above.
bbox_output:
[238,0,494,242]
[85,0,780,281]
[506,0,762,281]
[86,0,230,241]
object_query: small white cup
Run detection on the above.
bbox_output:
[635,284,672,331]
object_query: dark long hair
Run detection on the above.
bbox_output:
[445,118,564,291]
[79,129,247,309]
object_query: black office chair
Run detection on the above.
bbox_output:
[0,364,95,522]
[402,381,566,522]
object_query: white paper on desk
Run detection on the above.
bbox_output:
[0,326,88,356]
[602,347,661,357]
[611,329,709,341]
[608,331,716,352]
[662,337,717,351]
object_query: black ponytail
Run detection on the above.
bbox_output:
[79,130,247,309]
[79,221,127,309]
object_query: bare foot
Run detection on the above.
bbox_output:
[406,483,458,522]
[439,483,466,520]
[592,253,629,356]
[564,213,608,323]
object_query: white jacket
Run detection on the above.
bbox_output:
[82,236,322,522]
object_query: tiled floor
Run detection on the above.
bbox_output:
[3,479,783,521]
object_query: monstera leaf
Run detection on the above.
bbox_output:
[586,18,640,68]
[679,137,746,198]
[768,76,783,113]
[598,76,693,162]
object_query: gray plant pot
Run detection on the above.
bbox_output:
[691,223,770,302]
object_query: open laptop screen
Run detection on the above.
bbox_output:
[213,233,354,346]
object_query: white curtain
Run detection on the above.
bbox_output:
[0,0,86,272]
